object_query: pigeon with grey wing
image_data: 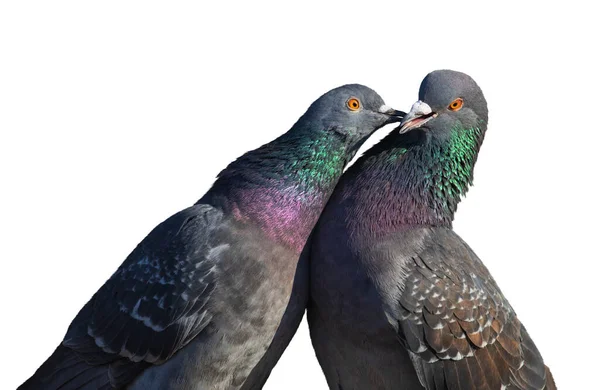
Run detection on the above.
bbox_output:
[309,70,556,389]
[19,84,403,390]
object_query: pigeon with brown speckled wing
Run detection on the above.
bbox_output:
[309,70,556,390]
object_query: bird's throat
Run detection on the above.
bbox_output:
[344,125,485,237]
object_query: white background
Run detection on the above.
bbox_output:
[1,1,598,389]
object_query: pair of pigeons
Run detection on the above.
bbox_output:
[20,70,556,390]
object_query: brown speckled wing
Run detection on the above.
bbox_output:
[394,229,552,390]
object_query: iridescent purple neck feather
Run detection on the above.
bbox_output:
[202,128,351,252]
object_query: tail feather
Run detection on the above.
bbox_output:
[543,365,557,390]
[18,345,112,390]
[511,327,547,390]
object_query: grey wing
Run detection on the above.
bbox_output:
[22,204,225,389]
[391,229,551,390]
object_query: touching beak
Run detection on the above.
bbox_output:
[378,105,406,124]
[398,101,437,134]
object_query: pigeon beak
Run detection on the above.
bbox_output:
[378,105,406,124]
[398,101,437,134]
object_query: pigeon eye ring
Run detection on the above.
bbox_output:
[346,97,361,111]
[448,97,464,111]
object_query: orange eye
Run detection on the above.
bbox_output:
[347,97,361,111]
[448,98,464,111]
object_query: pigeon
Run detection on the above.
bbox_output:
[19,84,403,390]
[309,70,556,390]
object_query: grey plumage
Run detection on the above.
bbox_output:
[20,85,402,389]
[309,70,555,390]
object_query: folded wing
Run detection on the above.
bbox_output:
[391,229,551,390]
[22,204,225,389]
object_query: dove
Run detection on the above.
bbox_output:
[20,84,402,390]
[309,70,556,390]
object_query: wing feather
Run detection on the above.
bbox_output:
[22,204,225,389]
[389,228,550,389]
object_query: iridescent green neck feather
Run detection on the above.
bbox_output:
[341,123,485,237]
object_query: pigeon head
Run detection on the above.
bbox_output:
[398,70,488,142]
[302,84,404,151]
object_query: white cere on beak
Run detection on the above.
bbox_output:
[378,104,393,114]
[398,100,437,134]
[408,100,432,117]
